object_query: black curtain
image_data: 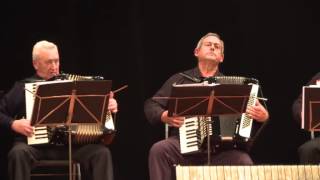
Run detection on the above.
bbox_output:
[1,0,319,179]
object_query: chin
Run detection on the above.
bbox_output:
[46,75,55,80]
[204,59,218,63]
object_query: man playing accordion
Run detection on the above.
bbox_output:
[144,32,269,180]
[0,40,117,180]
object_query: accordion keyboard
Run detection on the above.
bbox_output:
[25,82,51,145]
[238,84,259,139]
[28,126,49,145]
[179,116,212,154]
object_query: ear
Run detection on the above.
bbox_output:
[219,56,224,63]
[32,60,38,70]
[194,48,199,57]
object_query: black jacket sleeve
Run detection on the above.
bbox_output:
[144,74,183,125]
[0,81,26,130]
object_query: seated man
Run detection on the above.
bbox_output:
[144,32,269,180]
[292,72,320,164]
[0,40,116,180]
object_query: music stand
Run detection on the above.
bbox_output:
[30,80,112,180]
[167,83,254,165]
[302,86,320,133]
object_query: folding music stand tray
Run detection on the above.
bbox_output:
[167,83,254,164]
[30,80,112,180]
[302,86,320,132]
[168,83,253,117]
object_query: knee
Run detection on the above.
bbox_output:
[224,150,253,165]
[298,141,318,155]
[95,146,112,159]
[149,139,179,162]
[8,143,29,161]
[149,141,168,157]
[237,152,253,165]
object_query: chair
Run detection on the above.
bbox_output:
[31,160,81,180]
[165,123,169,139]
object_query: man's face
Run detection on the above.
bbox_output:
[194,36,224,63]
[33,48,60,80]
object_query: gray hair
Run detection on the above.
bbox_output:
[32,40,58,61]
[195,32,224,56]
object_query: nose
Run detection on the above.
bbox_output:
[50,61,59,69]
[210,44,216,50]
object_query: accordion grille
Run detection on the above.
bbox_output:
[212,76,259,85]
[62,73,104,81]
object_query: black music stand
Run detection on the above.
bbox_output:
[30,80,112,180]
[302,86,320,133]
[168,83,254,165]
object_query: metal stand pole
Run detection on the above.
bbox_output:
[206,90,215,165]
[67,89,76,180]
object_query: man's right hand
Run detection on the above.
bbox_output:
[161,110,184,128]
[11,119,34,137]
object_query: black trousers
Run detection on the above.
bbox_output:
[8,142,113,180]
[148,136,253,180]
[298,137,320,164]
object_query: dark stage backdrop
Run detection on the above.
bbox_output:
[1,0,319,179]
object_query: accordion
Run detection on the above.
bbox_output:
[25,73,115,146]
[177,76,260,154]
